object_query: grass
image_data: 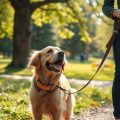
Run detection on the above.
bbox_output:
[0,55,114,81]
[0,56,32,76]
[0,78,32,120]
[72,83,112,115]
[0,77,112,119]
[64,60,114,81]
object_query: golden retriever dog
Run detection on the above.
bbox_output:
[28,46,75,120]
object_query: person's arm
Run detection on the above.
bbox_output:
[102,0,115,19]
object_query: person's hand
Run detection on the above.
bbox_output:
[113,9,120,18]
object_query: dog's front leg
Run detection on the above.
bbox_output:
[51,110,64,120]
[64,112,71,120]
[32,106,42,120]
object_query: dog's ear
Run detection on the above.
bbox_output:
[27,51,41,69]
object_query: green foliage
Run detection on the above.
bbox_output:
[31,2,78,39]
[31,23,60,50]
[92,21,113,56]
[0,0,13,38]
[0,0,113,53]
[0,0,95,41]
[61,23,89,59]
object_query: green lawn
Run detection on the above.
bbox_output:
[0,77,112,119]
[64,59,114,81]
[0,78,32,120]
[71,83,112,114]
[0,55,114,81]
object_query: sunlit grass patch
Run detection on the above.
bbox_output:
[64,61,114,81]
[0,55,114,81]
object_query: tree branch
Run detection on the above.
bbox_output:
[30,0,68,13]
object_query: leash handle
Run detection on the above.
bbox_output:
[58,19,120,95]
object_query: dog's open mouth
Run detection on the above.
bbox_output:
[46,59,64,72]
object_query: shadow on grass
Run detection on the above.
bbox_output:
[0,67,25,75]
[0,61,10,64]
[0,56,26,75]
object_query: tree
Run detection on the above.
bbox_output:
[0,37,12,58]
[1,0,107,68]
[5,0,91,68]
[7,0,67,67]
[31,23,60,50]
[91,20,113,58]
[61,23,89,59]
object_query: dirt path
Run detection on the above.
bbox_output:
[0,74,113,87]
[73,104,114,120]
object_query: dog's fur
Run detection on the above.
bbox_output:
[28,46,75,120]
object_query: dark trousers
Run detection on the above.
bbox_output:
[112,32,120,119]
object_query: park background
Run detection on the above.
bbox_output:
[0,0,116,119]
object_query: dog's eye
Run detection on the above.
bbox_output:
[47,49,53,53]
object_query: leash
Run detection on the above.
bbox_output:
[58,19,120,95]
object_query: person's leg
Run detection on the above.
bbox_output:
[112,32,120,119]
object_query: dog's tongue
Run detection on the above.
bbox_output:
[51,61,61,70]
[53,63,62,70]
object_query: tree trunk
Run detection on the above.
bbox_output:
[8,7,31,68]
[7,0,67,68]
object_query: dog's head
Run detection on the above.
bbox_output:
[28,46,67,74]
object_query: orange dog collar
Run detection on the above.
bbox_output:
[34,79,59,92]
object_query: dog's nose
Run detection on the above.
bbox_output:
[58,51,64,57]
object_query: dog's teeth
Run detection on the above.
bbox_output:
[47,62,63,72]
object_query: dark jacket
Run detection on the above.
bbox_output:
[102,0,120,19]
